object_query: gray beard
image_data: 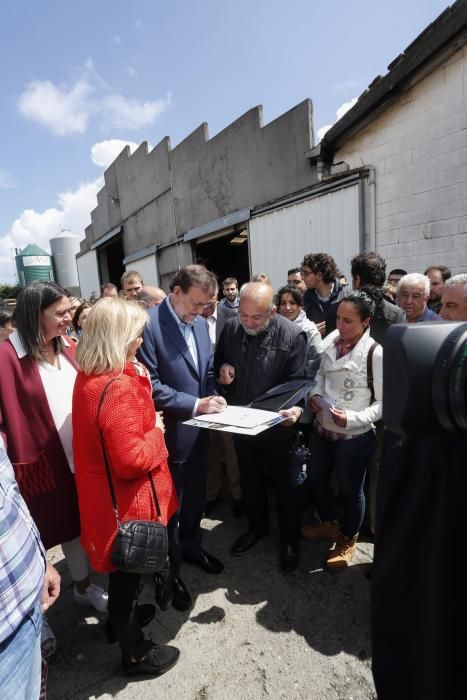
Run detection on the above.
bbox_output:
[241,319,270,336]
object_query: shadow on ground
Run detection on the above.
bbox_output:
[47,494,373,699]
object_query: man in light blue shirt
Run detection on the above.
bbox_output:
[139,265,226,613]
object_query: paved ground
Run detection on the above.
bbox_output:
[46,498,376,700]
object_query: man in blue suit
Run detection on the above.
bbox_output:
[139,265,226,611]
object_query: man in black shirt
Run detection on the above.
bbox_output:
[215,282,307,573]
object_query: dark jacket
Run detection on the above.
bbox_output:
[216,303,237,344]
[215,315,307,406]
[138,297,216,463]
[304,279,347,334]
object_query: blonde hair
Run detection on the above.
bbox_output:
[76,298,148,375]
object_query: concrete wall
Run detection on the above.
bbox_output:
[170,100,315,235]
[336,47,467,274]
[79,99,316,282]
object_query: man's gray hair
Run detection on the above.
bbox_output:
[445,273,467,300]
[397,273,430,296]
[240,281,275,310]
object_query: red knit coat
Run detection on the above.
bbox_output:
[72,363,178,573]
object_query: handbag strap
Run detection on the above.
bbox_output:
[366,341,379,404]
[97,379,162,523]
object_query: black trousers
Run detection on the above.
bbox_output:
[233,427,300,544]
[108,571,144,655]
[168,432,208,574]
[372,432,467,699]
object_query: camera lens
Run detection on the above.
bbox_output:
[383,322,467,435]
[432,323,467,432]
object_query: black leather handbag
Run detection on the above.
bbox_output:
[98,380,168,574]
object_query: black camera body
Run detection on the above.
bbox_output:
[383,321,467,435]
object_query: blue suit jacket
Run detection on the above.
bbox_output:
[138,297,216,463]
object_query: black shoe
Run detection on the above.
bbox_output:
[105,604,156,644]
[172,577,192,612]
[122,642,180,677]
[154,569,173,611]
[203,498,219,518]
[230,530,268,557]
[183,549,224,575]
[280,543,300,574]
[232,498,246,518]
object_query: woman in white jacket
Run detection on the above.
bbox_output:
[302,290,382,570]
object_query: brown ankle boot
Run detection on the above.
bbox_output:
[326,534,358,570]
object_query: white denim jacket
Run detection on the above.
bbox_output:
[311,328,383,436]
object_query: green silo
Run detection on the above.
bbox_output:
[15,244,55,287]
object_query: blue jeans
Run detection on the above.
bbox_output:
[308,429,376,538]
[0,601,42,700]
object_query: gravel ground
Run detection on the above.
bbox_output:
[46,498,376,700]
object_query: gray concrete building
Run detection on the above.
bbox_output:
[77,100,323,296]
[77,1,467,297]
[308,0,467,276]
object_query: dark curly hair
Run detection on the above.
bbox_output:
[301,253,338,283]
[350,252,386,287]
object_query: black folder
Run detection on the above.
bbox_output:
[249,378,312,412]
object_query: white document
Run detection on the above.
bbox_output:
[314,397,338,431]
[183,405,286,435]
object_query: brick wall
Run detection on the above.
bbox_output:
[337,47,467,274]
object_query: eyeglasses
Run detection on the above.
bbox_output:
[300,268,313,277]
[186,293,214,311]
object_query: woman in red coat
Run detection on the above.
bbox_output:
[73,297,179,678]
[0,280,108,661]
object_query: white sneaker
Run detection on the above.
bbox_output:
[73,583,108,613]
[41,616,57,659]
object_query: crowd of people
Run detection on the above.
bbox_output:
[1,253,466,698]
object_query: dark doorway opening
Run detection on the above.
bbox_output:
[195,229,250,289]
[98,236,125,290]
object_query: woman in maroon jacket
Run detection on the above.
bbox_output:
[0,281,108,632]
[73,297,179,677]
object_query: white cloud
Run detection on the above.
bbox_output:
[333,79,360,92]
[91,139,140,167]
[317,124,333,141]
[0,178,102,283]
[317,97,358,143]
[100,92,172,131]
[336,97,358,120]
[0,169,16,189]
[17,63,171,136]
[17,79,91,136]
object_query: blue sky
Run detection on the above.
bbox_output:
[0,0,449,282]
